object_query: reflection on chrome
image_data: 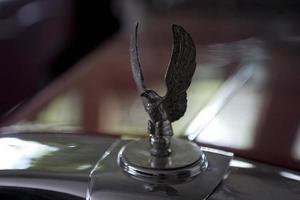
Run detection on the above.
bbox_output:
[0,138,59,170]
[67,144,77,148]
[201,146,234,157]
[77,164,93,170]
[280,171,300,182]
[229,159,255,168]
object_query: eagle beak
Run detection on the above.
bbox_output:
[140,92,148,98]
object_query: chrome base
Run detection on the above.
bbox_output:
[118,138,208,184]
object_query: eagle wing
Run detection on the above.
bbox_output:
[130,23,146,94]
[162,25,196,122]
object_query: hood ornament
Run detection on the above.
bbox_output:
[118,23,207,184]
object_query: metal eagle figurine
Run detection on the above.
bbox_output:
[130,23,196,157]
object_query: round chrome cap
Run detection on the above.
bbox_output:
[118,138,208,184]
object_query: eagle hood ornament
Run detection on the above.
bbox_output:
[118,23,207,185]
[130,23,196,157]
[88,24,234,199]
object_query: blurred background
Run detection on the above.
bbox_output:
[0,0,119,116]
[0,0,300,170]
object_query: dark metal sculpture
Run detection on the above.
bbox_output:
[118,23,207,185]
[130,23,196,157]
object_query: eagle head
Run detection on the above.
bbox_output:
[140,90,164,122]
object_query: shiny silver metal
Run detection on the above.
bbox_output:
[0,133,300,200]
[118,138,208,184]
[88,140,233,200]
[209,157,300,200]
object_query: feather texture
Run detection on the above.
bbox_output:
[129,23,196,123]
[130,22,146,94]
[162,25,196,122]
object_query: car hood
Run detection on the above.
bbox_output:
[0,133,299,200]
[0,133,116,198]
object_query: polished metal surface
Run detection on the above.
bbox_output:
[0,133,299,199]
[88,140,233,200]
[208,157,300,200]
[0,133,116,198]
[118,138,207,184]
